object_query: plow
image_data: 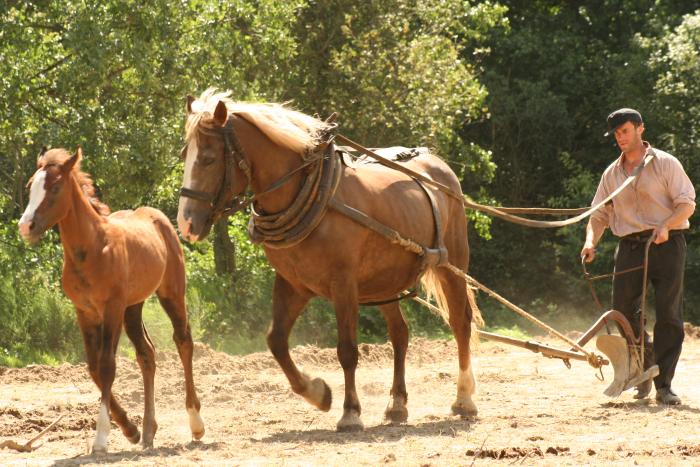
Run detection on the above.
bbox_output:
[334,131,658,398]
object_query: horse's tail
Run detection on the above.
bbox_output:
[420,266,483,350]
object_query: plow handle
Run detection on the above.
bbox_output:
[574,310,639,348]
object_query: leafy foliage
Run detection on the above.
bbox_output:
[1,1,700,365]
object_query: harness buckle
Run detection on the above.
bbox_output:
[423,247,449,267]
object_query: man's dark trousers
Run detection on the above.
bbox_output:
[612,231,686,390]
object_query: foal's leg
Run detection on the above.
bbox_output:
[267,274,330,410]
[78,303,134,453]
[123,302,158,447]
[156,293,205,440]
[437,268,478,417]
[379,302,409,423]
[331,278,363,432]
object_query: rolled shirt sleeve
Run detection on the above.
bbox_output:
[664,155,696,208]
[590,174,611,228]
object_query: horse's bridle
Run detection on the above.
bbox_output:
[179,117,253,226]
[179,115,327,227]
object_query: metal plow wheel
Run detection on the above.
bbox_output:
[596,334,659,398]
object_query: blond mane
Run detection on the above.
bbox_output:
[39,148,111,216]
[185,88,331,154]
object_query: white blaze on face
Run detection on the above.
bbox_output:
[18,170,47,234]
[183,137,198,188]
[177,138,200,239]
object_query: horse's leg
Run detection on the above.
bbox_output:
[123,302,158,447]
[77,303,132,453]
[436,267,478,417]
[379,302,409,423]
[156,293,205,440]
[331,278,363,432]
[267,274,330,410]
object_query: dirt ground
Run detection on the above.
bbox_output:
[3,326,700,466]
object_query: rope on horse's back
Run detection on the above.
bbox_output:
[335,133,656,229]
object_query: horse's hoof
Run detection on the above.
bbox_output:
[141,439,154,449]
[91,445,108,455]
[384,396,408,423]
[384,407,408,423]
[192,427,205,441]
[451,400,478,418]
[336,411,364,432]
[302,377,332,412]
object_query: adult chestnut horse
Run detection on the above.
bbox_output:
[18,147,204,452]
[177,89,480,431]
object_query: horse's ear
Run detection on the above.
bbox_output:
[63,146,81,173]
[37,145,48,168]
[213,100,228,127]
[186,95,195,114]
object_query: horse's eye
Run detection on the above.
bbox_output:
[198,155,216,166]
[50,184,60,194]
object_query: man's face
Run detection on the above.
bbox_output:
[614,121,644,153]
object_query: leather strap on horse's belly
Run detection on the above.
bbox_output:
[326,175,449,272]
[414,178,448,268]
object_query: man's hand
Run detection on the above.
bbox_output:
[653,224,669,244]
[581,243,596,263]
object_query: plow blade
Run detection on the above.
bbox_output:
[596,334,659,398]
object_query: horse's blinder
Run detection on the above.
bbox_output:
[179,117,253,227]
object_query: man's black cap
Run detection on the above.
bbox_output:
[604,108,643,137]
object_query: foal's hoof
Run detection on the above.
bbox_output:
[141,420,157,448]
[188,408,205,440]
[451,399,478,418]
[336,411,364,432]
[302,377,332,412]
[192,427,205,441]
[125,429,141,445]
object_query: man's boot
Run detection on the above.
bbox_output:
[656,387,681,405]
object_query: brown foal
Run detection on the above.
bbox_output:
[18,147,204,453]
[177,89,480,432]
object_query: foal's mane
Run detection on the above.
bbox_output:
[185,88,332,154]
[39,148,111,216]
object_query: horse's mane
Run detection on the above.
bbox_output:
[39,148,111,217]
[185,88,332,154]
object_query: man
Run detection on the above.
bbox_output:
[581,108,695,405]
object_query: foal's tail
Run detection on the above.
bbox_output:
[420,266,483,349]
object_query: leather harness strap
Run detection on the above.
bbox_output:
[248,144,342,248]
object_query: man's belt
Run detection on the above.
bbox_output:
[622,229,684,243]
